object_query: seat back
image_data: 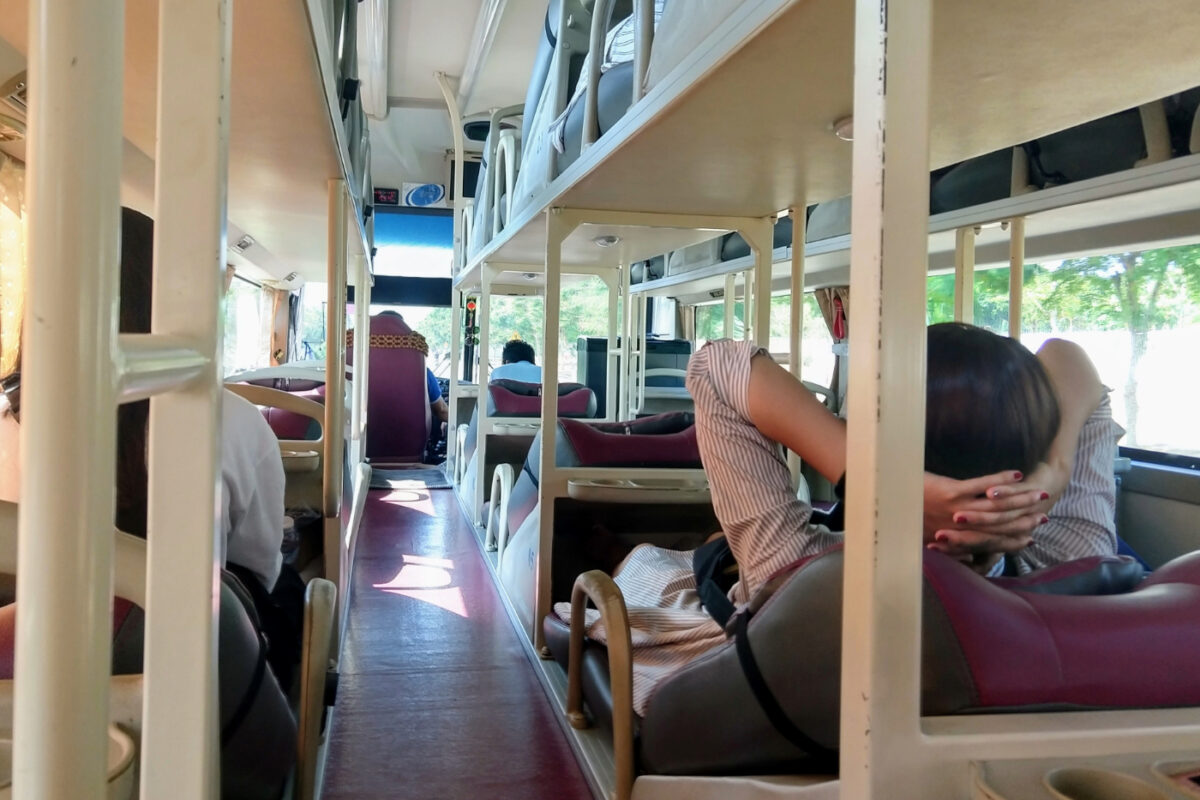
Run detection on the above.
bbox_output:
[486,379,598,419]
[238,378,326,441]
[348,313,431,463]
[506,412,701,551]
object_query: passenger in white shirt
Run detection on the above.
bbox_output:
[489,339,543,384]
[114,208,286,591]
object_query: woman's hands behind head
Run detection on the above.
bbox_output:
[922,467,1064,570]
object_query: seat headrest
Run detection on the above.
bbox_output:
[557,413,700,469]
[989,555,1145,595]
[486,380,597,418]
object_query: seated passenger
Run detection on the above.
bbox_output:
[490,338,542,384]
[426,365,449,425]
[557,324,1122,714]
[114,208,288,593]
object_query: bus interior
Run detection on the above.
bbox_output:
[0,0,1199,798]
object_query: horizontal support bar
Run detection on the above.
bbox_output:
[116,333,210,403]
[923,708,1200,762]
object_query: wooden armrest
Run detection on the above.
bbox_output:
[567,570,634,800]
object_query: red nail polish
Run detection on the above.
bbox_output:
[1013,471,1023,481]
[935,532,950,543]
[1040,515,1049,525]
[1040,492,1050,501]
[952,514,966,525]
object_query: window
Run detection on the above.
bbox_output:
[296,282,327,362]
[1022,246,1200,459]
[927,266,1012,334]
[223,276,272,375]
[479,276,611,382]
[693,293,835,387]
[927,244,1200,459]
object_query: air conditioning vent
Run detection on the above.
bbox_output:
[0,71,27,143]
[0,71,26,117]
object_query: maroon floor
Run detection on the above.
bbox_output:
[320,486,593,800]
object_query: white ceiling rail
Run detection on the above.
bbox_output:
[357,0,390,120]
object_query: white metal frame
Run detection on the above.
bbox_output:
[532,208,774,649]
[16,0,231,796]
[840,3,1200,798]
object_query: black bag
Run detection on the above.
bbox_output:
[227,562,305,692]
[692,537,738,627]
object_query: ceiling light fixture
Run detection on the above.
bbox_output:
[593,234,621,248]
[832,116,854,142]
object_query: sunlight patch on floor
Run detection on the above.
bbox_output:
[373,554,468,617]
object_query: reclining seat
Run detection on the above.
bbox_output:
[460,380,597,516]
[240,377,326,441]
[347,312,431,464]
[0,569,299,799]
[545,547,1200,781]
[499,412,708,633]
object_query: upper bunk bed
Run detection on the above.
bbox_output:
[633,152,1200,302]
[452,0,1200,292]
[0,0,373,285]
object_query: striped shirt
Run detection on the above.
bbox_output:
[555,339,1122,714]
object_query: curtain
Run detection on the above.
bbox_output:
[812,286,850,411]
[813,286,850,341]
[0,155,25,378]
[269,287,292,365]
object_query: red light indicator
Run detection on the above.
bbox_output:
[466,300,477,311]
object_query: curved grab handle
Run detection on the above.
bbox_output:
[454,424,470,485]
[297,578,337,800]
[567,570,634,800]
[224,382,326,454]
[486,463,514,556]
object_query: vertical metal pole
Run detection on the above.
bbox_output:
[448,288,463,472]
[620,272,634,420]
[16,0,124,795]
[535,210,569,648]
[1008,217,1025,340]
[723,273,735,339]
[350,256,369,446]
[788,208,806,488]
[474,265,494,523]
[953,227,976,324]
[324,182,348,614]
[435,72,466,273]
[140,1,231,797]
[606,268,622,421]
[742,270,754,341]
[634,294,648,414]
[840,0,934,797]
[354,255,371,449]
[753,225,773,347]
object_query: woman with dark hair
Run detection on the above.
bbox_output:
[558,325,1122,713]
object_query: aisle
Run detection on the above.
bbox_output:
[320,485,593,799]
